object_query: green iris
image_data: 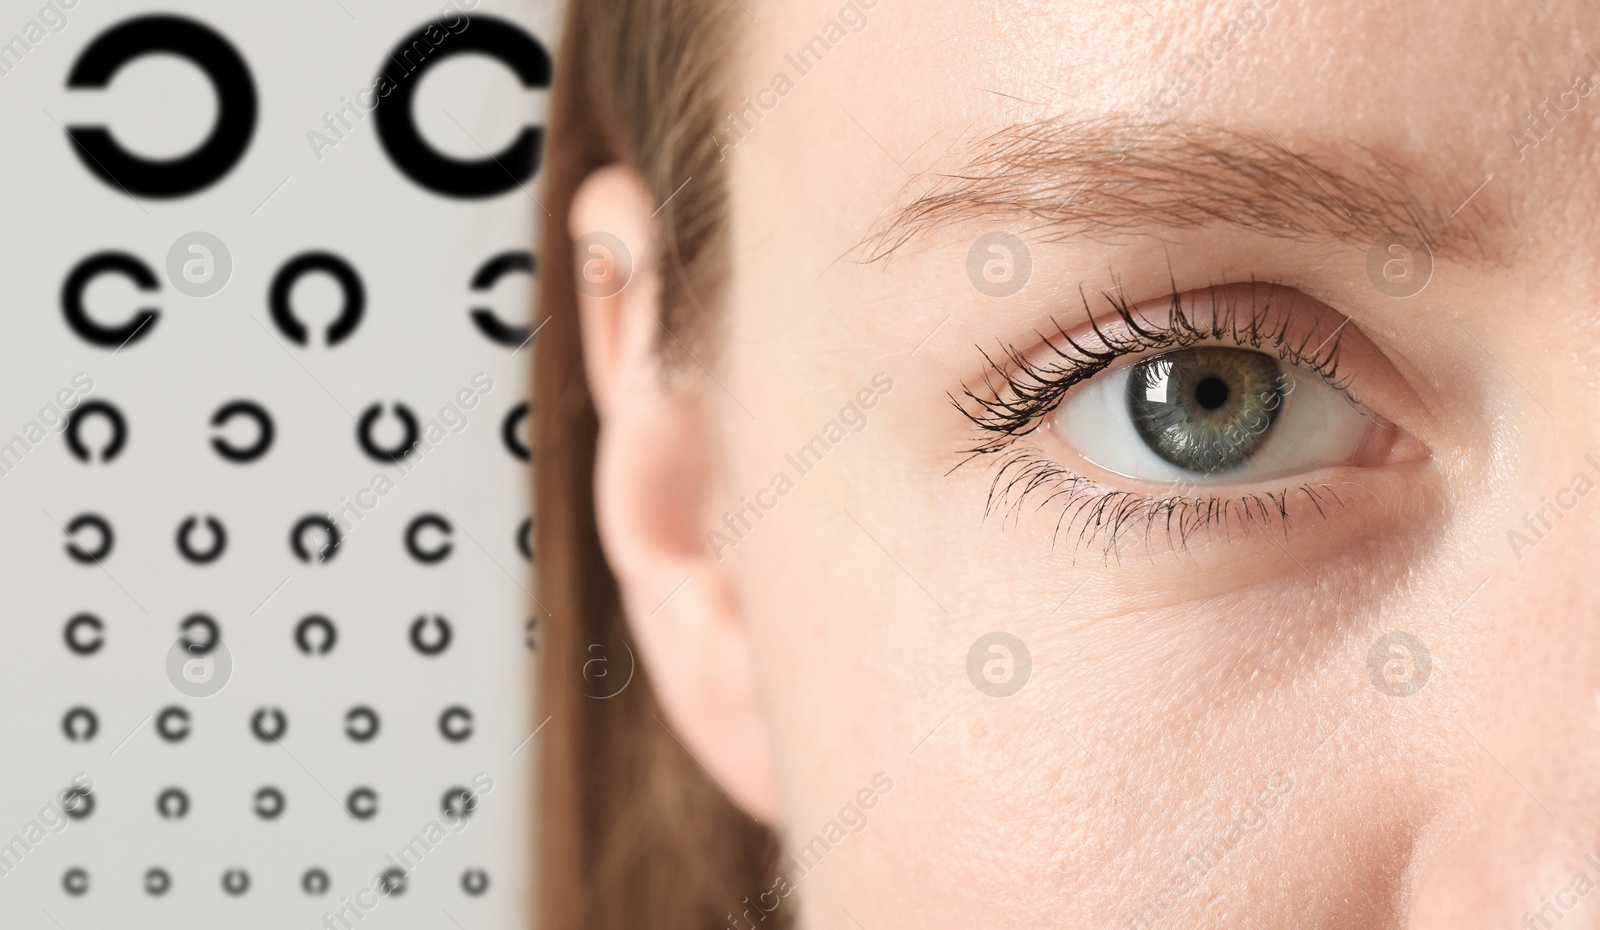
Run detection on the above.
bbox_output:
[1125,347,1285,474]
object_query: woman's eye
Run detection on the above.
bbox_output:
[1051,345,1378,486]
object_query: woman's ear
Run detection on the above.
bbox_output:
[568,166,779,823]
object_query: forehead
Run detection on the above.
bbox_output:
[723,0,1600,284]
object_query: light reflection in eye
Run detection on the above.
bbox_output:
[1141,358,1172,403]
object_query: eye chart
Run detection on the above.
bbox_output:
[0,0,553,926]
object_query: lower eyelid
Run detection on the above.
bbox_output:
[979,447,1433,559]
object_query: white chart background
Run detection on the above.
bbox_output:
[0,0,556,926]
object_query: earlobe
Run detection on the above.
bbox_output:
[569,166,781,823]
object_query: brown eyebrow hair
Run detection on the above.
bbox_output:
[860,115,1496,265]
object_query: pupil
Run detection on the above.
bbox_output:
[1124,347,1284,475]
[1194,376,1229,411]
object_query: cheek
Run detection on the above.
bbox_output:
[726,404,1146,918]
[722,364,1435,927]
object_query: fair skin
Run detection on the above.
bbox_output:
[574,1,1600,927]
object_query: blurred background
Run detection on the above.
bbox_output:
[0,0,554,925]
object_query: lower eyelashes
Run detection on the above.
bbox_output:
[978,459,1356,555]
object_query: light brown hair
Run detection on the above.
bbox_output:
[534,2,784,929]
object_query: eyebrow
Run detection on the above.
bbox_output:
[861,115,1497,265]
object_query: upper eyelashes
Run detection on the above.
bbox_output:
[955,279,1354,461]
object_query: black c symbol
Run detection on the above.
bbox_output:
[438,706,472,742]
[405,513,453,564]
[65,400,127,463]
[156,787,188,819]
[179,614,219,654]
[222,869,250,896]
[345,706,380,743]
[347,787,378,820]
[517,517,533,561]
[357,403,419,464]
[144,868,171,896]
[269,252,365,346]
[61,252,159,348]
[410,615,452,656]
[62,868,89,896]
[176,515,227,564]
[501,402,530,462]
[251,707,287,742]
[64,614,104,655]
[211,400,274,463]
[61,785,94,819]
[374,18,551,198]
[157,706,190,742]
[65,15,256,198]
[302,868,330,896]
[291,515,342,564]
[441,785,478,821]
[469,251,535,346]
[378,867,407,896]
[62,706,98,742]
[64,513,114,563]
[254,787,285,820]
[461,869,489,896]
[295,615,337,655]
